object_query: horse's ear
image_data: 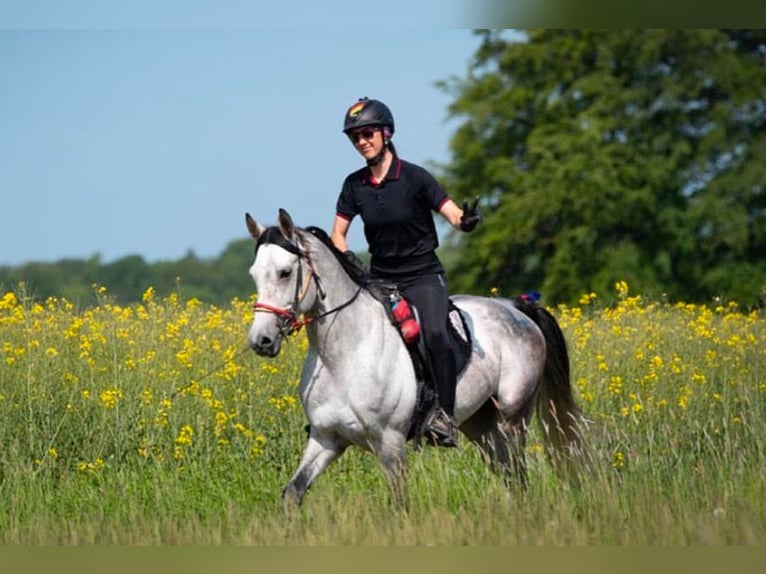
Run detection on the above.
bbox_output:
[277,208,294,239]
[245,212,265,241]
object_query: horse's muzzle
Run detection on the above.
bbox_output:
[250,335,281,357]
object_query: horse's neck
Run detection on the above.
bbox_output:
[307,240,380,337]
[314,260,367,316]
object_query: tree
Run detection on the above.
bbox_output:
[439,30,766,306]
[0,242,257,308]
[98,255,152,303]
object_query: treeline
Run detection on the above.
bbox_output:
[0,239,257,307]
[5,30,766,310]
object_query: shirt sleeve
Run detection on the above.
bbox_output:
[335,176,358,221]
[417,165,450,211]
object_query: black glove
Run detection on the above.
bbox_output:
[343,250,368,283]
[459,198,481,232]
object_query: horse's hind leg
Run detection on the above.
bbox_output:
[492,411,530,491]
[461,399,529,492]
[282,430,346,510]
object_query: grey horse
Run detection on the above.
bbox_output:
[246,209,586,507]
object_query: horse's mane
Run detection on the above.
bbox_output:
[302,225,341,260]
[303,226,368,287]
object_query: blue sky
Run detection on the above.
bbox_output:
[1,7,480,266]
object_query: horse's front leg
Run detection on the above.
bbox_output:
[282,429,346,510]
[377,431,409,510]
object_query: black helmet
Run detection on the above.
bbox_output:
[343,97,395,135]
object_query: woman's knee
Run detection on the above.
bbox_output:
[423,330,451,352]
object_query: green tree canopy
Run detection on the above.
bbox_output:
[440,30,766,307]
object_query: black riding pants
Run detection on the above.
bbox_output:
[392,272,457,417]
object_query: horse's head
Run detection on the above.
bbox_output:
[245,209,322,357]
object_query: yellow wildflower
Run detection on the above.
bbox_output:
[175,425,194,447]
[0,292,18,309]
[99,388,123,409]
[142,286,155,303]
[77,458,105,474]
[578,292,597,306]
[615,280,629,299]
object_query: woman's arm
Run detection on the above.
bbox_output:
[330,215,351,252]
[438,199,464,230]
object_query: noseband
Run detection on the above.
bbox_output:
[252,228,362,335]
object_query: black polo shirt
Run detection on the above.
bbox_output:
[336,157,450,277]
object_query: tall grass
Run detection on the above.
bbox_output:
[0,282,763,544]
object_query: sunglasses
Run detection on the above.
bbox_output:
[347,127,378,143]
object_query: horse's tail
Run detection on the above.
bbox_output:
[512,297,589,478]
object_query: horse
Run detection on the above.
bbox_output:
[245,208,586,507]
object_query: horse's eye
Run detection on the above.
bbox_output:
[279,269,292,279]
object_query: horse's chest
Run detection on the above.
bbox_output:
[299,354,413,443]
[301,382,380,440]
[303,388,361,424]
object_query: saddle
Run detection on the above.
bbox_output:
[366,280,472,445]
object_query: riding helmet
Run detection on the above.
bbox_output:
[342,97,395,136]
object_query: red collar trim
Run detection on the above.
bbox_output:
[363,158,402,186]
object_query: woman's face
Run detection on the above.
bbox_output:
[347,127,383,161]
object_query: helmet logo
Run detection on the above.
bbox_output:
[347,102,366,118]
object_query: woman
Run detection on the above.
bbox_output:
[330,97,480,447]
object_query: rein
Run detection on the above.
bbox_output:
[170,344,252,398]
[254,285,363,334]
[252,230,363,336]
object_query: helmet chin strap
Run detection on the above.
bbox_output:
[366,131,394,166]
[366,150,385,166]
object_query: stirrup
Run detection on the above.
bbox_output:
[424,409,459,448]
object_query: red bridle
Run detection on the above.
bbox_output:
[254,286,364,335]
[253,295,316,335]
[252,244,320,336]
[252,230,363,336]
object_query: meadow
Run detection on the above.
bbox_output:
[0,281,764,545]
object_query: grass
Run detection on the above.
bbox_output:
[0,282,764,544]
